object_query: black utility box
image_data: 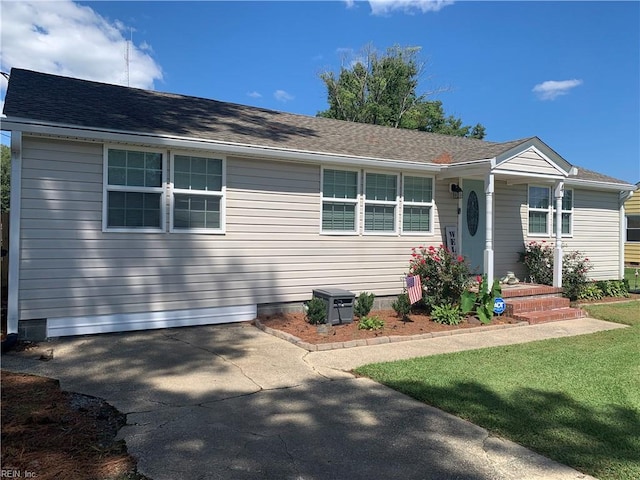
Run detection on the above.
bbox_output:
[312,288,355,325]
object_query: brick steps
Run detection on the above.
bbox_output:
[502,284,585,325]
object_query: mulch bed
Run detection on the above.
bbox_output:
[256,309,521,346]
[1,370,148,480]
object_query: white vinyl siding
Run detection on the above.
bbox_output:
[18,138,458,323]
[364,172,398,234]
[321,168,359,234]
[103,147,165,232]
[171,153,225,233]
[402,175,433,234]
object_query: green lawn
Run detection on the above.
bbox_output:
[355,301,640,480]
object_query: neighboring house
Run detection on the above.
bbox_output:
[625,182,640,265]
[1,68,636,339]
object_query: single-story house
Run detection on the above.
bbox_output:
[2,68,636,339]
[625,182,640,265]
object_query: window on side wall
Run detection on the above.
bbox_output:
[104,148,164,231]
[364,172,398,234]
[321,168,359,234]
[402,175,433,234]
[171,154,225,233]
[627,215,640,242]
[528,185,572,237]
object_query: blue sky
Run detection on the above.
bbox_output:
[1,1,638,183]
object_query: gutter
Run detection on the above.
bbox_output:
[0,117,444,174]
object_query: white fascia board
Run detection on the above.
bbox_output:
[497,145,569,177]
[436,158,493,179]
[1,117,443,174]
[565,178,637,192]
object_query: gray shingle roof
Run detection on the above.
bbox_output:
[1,68,631,186]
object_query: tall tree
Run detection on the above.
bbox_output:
[1,144,9,213]
[318,45,485,139]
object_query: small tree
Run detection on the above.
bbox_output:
[354,292,375,318]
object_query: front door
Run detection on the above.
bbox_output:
[461,179,485,273]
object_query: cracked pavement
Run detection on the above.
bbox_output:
[1,320,611,479]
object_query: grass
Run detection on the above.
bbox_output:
[583,301,640,326]
[355,300,640,480]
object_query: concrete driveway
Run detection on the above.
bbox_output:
[2,319,616,479]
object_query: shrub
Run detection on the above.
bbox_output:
[357,315,385,330]
[595,280,629,298]
[520,241,554,285]
[520,241,593,300]
[461,274,502,324]
[578,282,603,301]
[354,292,376,318]
[431,303,464,325]
[408,244,471,312]
[305,297,327,325]
[392,293,411,319]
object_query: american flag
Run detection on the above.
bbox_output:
[406,275,422,305]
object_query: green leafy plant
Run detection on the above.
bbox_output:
[461,275,502,324]
[595,280,629,298]
[305,297,327,325]
[357,315,385,330]
[431,303,464,325]
[562,249,593,300]
[354,292,376,318]
[578,282,603,301]
[392,293,411,320]
[408,244,471,312]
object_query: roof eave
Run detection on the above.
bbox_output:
[565,177,637,191]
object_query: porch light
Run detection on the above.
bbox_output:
[450,183,463,199]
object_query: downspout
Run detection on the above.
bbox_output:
[620,190,634,280]
[7,132,22,335]
[553,181,564,288]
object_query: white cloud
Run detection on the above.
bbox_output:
[0,0,163,90]
[368,0,454,15]
[532,79,583,101]
[344,0,356,8]
[247,91,262,98]
[274,90,294,102]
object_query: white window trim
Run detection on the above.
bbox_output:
[169,152,226,234]
[527,185,573,238]
[320,166,361,235]
[363,170,399,236]
[626,214,640,243]
[401,174,435,236]
[102,145,166,233]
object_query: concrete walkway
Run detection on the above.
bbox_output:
[2,317,623,480]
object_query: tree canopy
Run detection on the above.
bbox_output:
[318,45,485,139]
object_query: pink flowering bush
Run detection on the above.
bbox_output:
[408,244,471,312]
[520,241,593,300]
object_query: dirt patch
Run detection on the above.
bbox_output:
[1,370,148,480]
[257,309,520,345]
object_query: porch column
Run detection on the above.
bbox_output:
[553,181,564,288]
[484,173,494,285]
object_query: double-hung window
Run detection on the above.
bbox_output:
[626,215,640,242]
[321,168,359,233]
[402,176,433,234]
[552,189,573,236]
[104,148,164,231]
[364,172,398,234]
[528,185,573,236]
[171,154,225,233]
